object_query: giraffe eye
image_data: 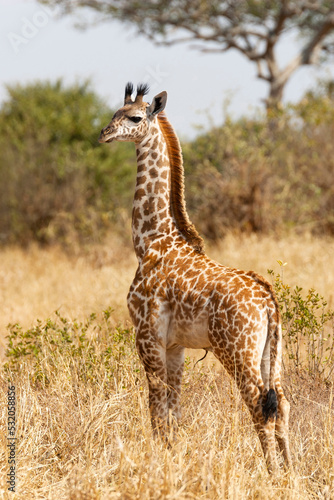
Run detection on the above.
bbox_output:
[128,116,142,123]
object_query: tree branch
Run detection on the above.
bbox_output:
[36,0,334,111]
[301,11,334,64]
[256,61,271,82]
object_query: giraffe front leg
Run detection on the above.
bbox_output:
[146,370,168,437]
[136,334,168,437]
[166,345,185,426]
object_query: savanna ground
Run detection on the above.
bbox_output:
[0,234,334,499]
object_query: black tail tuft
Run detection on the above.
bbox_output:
[262,388,278,423]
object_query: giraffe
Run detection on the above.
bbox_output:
[98,83,292,473]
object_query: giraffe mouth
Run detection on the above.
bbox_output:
[98,135,114,144]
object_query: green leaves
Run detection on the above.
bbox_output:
[268,264,334,382]
[0,79,136,246]
[1,78,334,247]
[4,310,139,387]
[183,84,334,240]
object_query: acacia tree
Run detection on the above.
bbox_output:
[40,0,334,110]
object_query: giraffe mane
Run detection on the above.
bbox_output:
[157,112,205,254]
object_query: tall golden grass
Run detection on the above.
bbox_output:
[1,234,334,342]
[0,234,333,498]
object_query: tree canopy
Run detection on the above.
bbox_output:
[38,0,334,109]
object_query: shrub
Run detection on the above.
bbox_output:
[0,80,135,246]
[269,263,334,382]
[1,79,334,246]
[183,80,334,240]
[4,309,140,388]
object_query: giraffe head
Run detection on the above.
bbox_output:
[98,83,167,144]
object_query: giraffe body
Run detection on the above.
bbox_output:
[99,83,292,473]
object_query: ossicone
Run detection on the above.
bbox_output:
[124,82,150,105]
[124,82,134,104]
[136,83,150,102]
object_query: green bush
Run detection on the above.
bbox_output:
[183,80,334,240]
[0,80,136,246]
[4,310,140,388]
[269,264,334,382]
[1,79,334,246]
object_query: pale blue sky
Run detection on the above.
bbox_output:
[1,0,333,138]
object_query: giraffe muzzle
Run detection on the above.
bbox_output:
[98,126,115,143]
[98,133,114,144]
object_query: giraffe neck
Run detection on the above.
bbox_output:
[132,122,173,260]
[132,114,204,261]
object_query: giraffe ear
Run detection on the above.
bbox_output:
[147,91,167,118]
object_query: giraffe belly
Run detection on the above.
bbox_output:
[167,312,210,350]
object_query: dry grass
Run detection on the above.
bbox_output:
[1,233,334,342]
[0,241,137,357]
[207,233,334,307]
[0,234,334,499]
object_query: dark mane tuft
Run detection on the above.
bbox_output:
[136,83,150,97]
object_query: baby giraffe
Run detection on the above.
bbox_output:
[98,83,292,473]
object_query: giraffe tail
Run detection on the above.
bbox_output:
[262,388,278,422]
[262,301,281,422]
[248,271,280,423]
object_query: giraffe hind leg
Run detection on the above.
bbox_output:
[275,387,292,468]
[240,378,279,474]
[260,343,292,468]
[211,345,279,473]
